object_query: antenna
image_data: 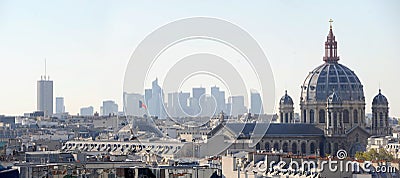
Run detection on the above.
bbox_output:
[45,58,47,80]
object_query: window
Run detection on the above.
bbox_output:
[303,110,307,123]
[333,112,338,127]
[328,143,332,154]
[353,110,358,123]
[310,110,315,123]
[292,143,297,154]
[310,143,316,154]
[301,143,306,154]
[343,110,349,123]
[283,143,288,152]
[334,143,339,154]
[285,113,289,123]
[273,143,279,151]
[319,110,325,123]
[265,143,270,151]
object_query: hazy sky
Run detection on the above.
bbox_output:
[0,1,399,116]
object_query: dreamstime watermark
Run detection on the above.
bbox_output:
[123,17,275,156]
[336,149,347,159]
[252,150,396,174]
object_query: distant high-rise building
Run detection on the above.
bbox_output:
[192,87,206,101]
[102,100,118,116]
[144,89,152,107]
[201,95,217,117]
[123,92,145,116]
[80,106,94,116]
[55,97,65,114]
[147,79,166,118]
[191,87,206,115]
[37,76,53,117]
[168,92,190,117]
[228,96,247,117]
[211,86,226,114]
[250,90,264,114]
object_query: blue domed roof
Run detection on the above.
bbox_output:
[280,90,293,105]
[301,23,365,103]
[372,89,388,105]
[301,62,364,102]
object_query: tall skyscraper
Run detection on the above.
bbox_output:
[123,92,145,116]
[37,75,53,117]
[211,86,226,114]
[250,90,264,114]
[55,97,65,114]
[191,87,206,115]
[168,92,190,117]
[228,96,247,117]
[144,89,152,107]
[147,79,166,118]
[102,100,118,116]
[192,87,206,101]
[80,106,94,116]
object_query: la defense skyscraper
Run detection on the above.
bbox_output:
[37,74,53,117]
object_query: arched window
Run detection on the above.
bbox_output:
[319,109,325,123]
[301,143,306,154]
[328,112,332,126]
[292,143,297,154]
[327,143,332,154]
[285,113,289,123]
[273,143,279,151]
[310,110,315,123]
[386,113,389,127]
[265,143,270,151]
[310,143,316,154]
[343,110,349,123]
[333,112,338,127]
[303,110,307,123]
[280,113,283,123]
[256,143,261,150]
[380,112,384,127]
[283,142,288,152]
[334,143,339,154]
[353,110,358,123]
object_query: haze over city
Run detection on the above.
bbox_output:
[1,0,399,117]
[2,1,400,177]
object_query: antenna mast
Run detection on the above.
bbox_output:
[45,58,47,80]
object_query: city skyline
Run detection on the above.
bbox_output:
[124,79,262,118]
[0,1,399,116]
[1,2,400,177]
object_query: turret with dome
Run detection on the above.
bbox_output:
[371,89,390,136]
[279,90,294,123]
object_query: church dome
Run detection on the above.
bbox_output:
[280,90,293,105]
[301,22,364,103]
[372,89,388,105]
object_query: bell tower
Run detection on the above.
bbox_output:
[323,19,340,63]
[371,89,391,136]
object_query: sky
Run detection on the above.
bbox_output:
[0,1,399,116]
